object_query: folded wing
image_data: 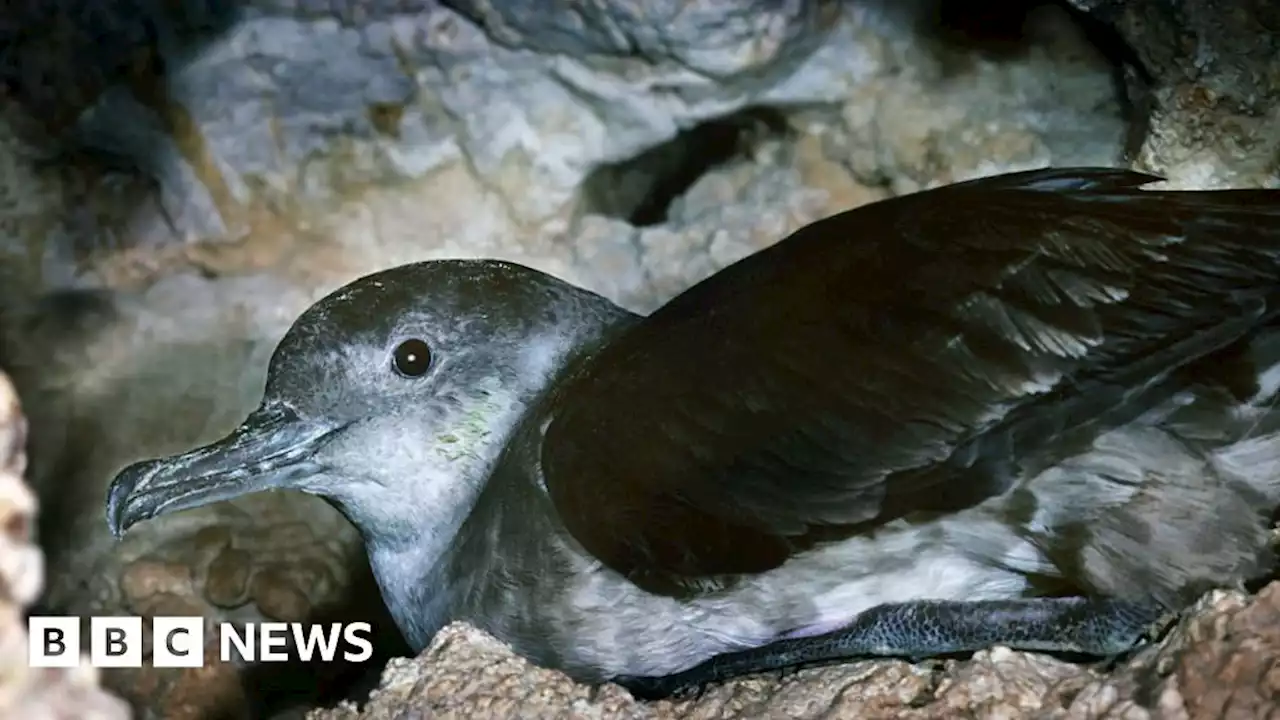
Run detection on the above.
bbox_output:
[539,168,1280,595]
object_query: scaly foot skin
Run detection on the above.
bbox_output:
[613,596,1166,701]
[1093,605,1181,673]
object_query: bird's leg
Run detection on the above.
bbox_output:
[612,596,1166,701]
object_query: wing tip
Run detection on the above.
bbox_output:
[951,166,1167,194]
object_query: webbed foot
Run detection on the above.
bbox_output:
[612,596,1164,701]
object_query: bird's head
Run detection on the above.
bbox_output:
[105,259,630,545]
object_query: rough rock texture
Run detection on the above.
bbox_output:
[0,0,1274,718]
[1054,586,1280,719]
[0,371,131,718]
[0,0,1124,297]
[1065,0,1280,188]
[307,586,1280,719]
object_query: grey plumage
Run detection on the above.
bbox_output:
[106,168,1280,693]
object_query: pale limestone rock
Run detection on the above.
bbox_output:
[0,370,131,719]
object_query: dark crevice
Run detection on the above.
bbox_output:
[581,107,792,227]
[0,0,245,140]
[923,0,1057,56]
[913,0,1141,71]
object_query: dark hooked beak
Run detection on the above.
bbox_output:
[105,404,339,538]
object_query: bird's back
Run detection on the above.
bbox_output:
[538,168,1280,596]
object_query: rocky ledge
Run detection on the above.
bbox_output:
[311,586,1280,719]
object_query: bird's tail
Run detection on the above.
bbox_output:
[1021,423,1277,608]
[1004,326,1280,607]
[1173,325,1280,503]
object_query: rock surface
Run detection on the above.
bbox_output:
[0,370,131,718]
[1065,0,1280,188]
[308,586,1280,719]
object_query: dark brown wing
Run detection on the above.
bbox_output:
[539,167,1280,595]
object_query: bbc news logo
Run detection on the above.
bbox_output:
[28,616,374,668]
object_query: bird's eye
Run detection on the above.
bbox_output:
[392,338,433,378]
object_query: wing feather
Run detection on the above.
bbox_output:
[539,168,1280,595]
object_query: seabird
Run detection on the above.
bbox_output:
[106,167,1280,699]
